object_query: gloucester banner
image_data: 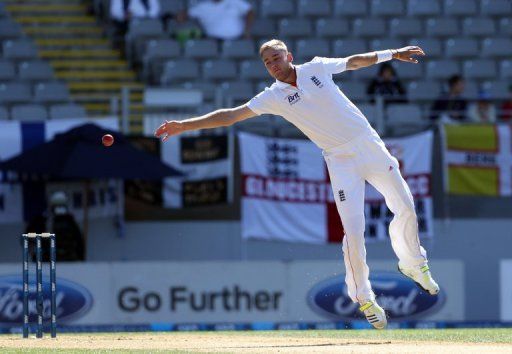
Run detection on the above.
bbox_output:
[239,131,433,244]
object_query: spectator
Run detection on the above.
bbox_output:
[467,90,496,123]
[430,75,467,122]
[501,84,512,121]
[367,63,407,104]
[178,0,254,40]
[110,0,161,47]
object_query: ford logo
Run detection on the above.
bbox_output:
[0,275,93,325]
[307,272,445,320]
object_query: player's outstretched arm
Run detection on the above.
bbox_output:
[154,104,257,142]
[346,46,425,70]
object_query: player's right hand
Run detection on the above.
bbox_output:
[154,120,185,142]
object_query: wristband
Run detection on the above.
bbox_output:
[375,50,393,63]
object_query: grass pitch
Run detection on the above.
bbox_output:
[0,328,511,353]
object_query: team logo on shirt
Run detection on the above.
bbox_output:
[287,92,301,105]
[338,190,346,202]
[310,76,323,88]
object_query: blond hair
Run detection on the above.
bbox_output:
[259,39,288,57]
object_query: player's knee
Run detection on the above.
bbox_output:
[397,204,417,220]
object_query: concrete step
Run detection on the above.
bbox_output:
[56,71,136,80]
[6,4,87,13]
[24,26,103,36]
[51,60,129,69]
[14,16,96,24]
[69,82,143,92]
[36,38,110,46]
[40,49,121,59]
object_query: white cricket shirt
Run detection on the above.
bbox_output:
[247,57,374,151]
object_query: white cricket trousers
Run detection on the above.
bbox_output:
[323,129,427,305]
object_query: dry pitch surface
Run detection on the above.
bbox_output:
[0,329,511,353]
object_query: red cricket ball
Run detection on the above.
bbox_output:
[102,134,114,147]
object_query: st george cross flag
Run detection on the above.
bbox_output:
[239,131,433,244]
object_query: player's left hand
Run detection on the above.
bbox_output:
[393,46,425,64]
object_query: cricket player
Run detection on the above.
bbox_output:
[155,39,439,330]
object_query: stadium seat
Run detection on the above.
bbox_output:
[444,0,477,16]
[0,106,8,120]
[445,38,478,58]
[34,82,70,103]
[0,19,22,40]
[407,0,441,16]
[222,40,255,59]
[160,60,199,85]
[316,19,349,38]
[463,60,496,80]
[2,40,38,61]
[18,61,55,82]
[202,60,238,81]
[0,82,32,104]
[481,38,512,57]
[332,39,367,57]
[127,18,164,38]
[426,18,459,37]
[49,104,87,119]
[333,0,368,17]
[481,81,510,100]
[371,0,404,16]
[220,81,254,105]
[240,60,268,81]
[462,18,495,36]
[184,39,218,59]
[386,104,424,126]
[409,38,442,57]
[0,61,16,81]
[407,81,441,100]
[392,61,423,80]
[357,103,377,125]
[159,0,185,17]
[389,18,423,37]
[143,39,181,82]
[462,80,479,99]
[295,39,330,60]
[297,0,331,17]
[182,81,218,101]
[370,39,404,51]
[11,104,48,121]
[352,64,379,80]
[251,18,276,39]
[499,18,512,36]
[353,18,386,37]
[261,0,295,18]
[426,60,459,80]
[480,0,512,16]
[500,60,512,79]
[278,18,313,38]
[336,81,367,101]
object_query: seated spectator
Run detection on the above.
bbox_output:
[501,84,512,121]
[430,75,467,122]
[366,63,407,104]
[178,0,254,40]
[110,0,161,47]
[467,90,496,123]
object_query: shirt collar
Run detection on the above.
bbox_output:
[275,65,300,90]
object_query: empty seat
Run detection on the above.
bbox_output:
[407,81,441,100]
[0,82,31,104]
[182,81,217,101]
[240,60,268,80]
[333,39,367,57]
[0,106,7,120]
[184,39,218,58]
[357,103,377,124]
[370,39,403,51]
[0,60,16,81]
[408,0,441,16]
[371,0,404,16]
[444,0,477,15]
[144,39,181,62]
[222,40,255,59]
[34,82,70,103]
[202,60,237,81]
[337,81,367,101]
[49,104,87,119]
[499,18,512,36]
[11,104,48,121]
[127,18,164,38]
[353,18,386,37]
[160,0,185,16]
[445,38,478,58]
[297,0,330,17]
[334,0,368,17]
[463,60,496,80]
[462,18,495,36]
[480,0,511,16]
[160,60,199,84]
[386,104,424,125]
[409,38,442,57]
[251,18,276,39]
[426,60,459,80]
[220,81,254,104]
[18,61,55,81]
[352,65,379,80]
[0,19,23,39]
[295,39,330,60]
[389,18,423,37]
[462,80,479,99]
[3,40,38,61]
[481,38,512,57]
[426,18,458,37]
[278,18,313,38]
[261,0,294,17]
[500,60,512,79]
[481,81,510,100]
[316,19,349,38]
[392,61,423,80]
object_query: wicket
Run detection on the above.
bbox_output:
[22,233,57,338]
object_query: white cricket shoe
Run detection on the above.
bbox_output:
[359,300,387,330]
[398,264,440,295]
